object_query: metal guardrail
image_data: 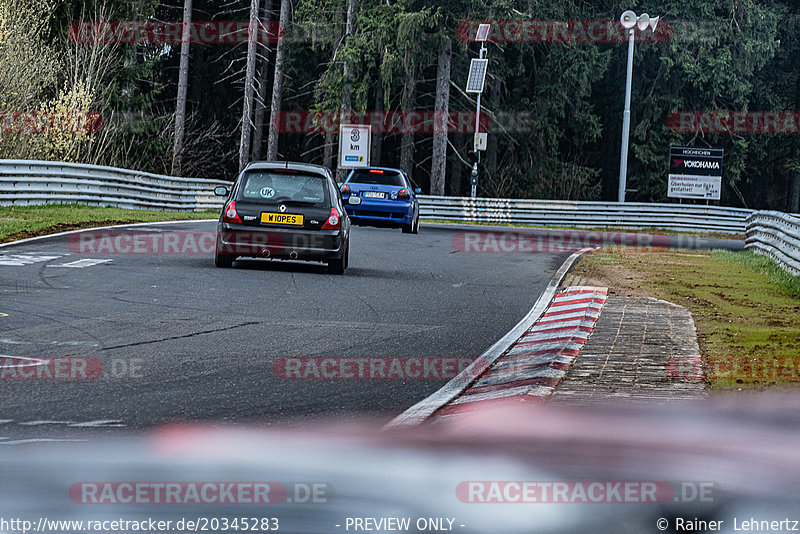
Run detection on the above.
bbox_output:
[745,211,800,275]
[0,159,229,212]
[418,195,753,233]
[0,160,772,238]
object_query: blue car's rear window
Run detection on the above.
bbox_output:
[347,169,405,187]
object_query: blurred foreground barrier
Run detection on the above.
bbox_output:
[745,211,800,275]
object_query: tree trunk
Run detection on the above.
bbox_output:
[449,137,463,195]
[251,0,273,161]
[171,0,192,176]
[266,0,290,161]
[399,61,417,181]
[371,82,383,167]
[238,0,261,172]
[341,0,355,113]
[430,38,452,196]
[790,174,800,213]
[324,133,334,169]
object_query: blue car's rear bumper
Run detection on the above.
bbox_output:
[344,198,414,226]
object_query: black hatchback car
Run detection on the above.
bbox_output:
[213,161,350,274]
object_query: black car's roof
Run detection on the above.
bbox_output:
[242,161,333,179]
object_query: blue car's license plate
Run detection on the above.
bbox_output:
[362,191,385,199]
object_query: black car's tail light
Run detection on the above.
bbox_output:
[223,200,242,223]
[321,207,341,230]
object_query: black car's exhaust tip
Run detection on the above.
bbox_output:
[289,251,298,260]
[261,248,271,258]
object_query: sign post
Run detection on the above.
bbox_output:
[465,23,490,198]
[667,146,723,201]
[338,124,371,169]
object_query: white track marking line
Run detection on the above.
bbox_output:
[0,438,88,445]
[0,338,99,347]
[18,420,76,426]
[49,258,113,268]
[0,254,62,266]
[68,420,126,428]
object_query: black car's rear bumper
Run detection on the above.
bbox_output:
[216,223,346,261]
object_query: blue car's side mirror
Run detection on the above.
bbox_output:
[214,186,229,196]
[337,182,344,188]
[414,188,422,194]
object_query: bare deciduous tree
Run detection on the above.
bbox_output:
[399,60,418,181]
[266,0,290,161]
[251,0,273,161]
[238,0,261,172]
[171,0,192,176]
[430,38,451,196]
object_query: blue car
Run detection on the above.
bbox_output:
[340,167,421,234]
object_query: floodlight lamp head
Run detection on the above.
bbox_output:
[620,11,637,29]
[637,13,650,31]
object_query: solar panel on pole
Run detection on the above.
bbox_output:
[466,59,488,94]
[475,23,491,42]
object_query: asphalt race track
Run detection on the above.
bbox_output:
[0,221,571,443]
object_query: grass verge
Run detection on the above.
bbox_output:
[569,248,800,390]
[0,204,218,244]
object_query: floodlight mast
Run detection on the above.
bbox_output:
[617,11,659,203]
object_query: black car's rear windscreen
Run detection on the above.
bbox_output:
[237,171,328,205]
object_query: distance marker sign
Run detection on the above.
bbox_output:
[338,124,371,169]
[668,146,723,200]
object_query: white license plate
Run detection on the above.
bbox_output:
[362,191,385,199]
